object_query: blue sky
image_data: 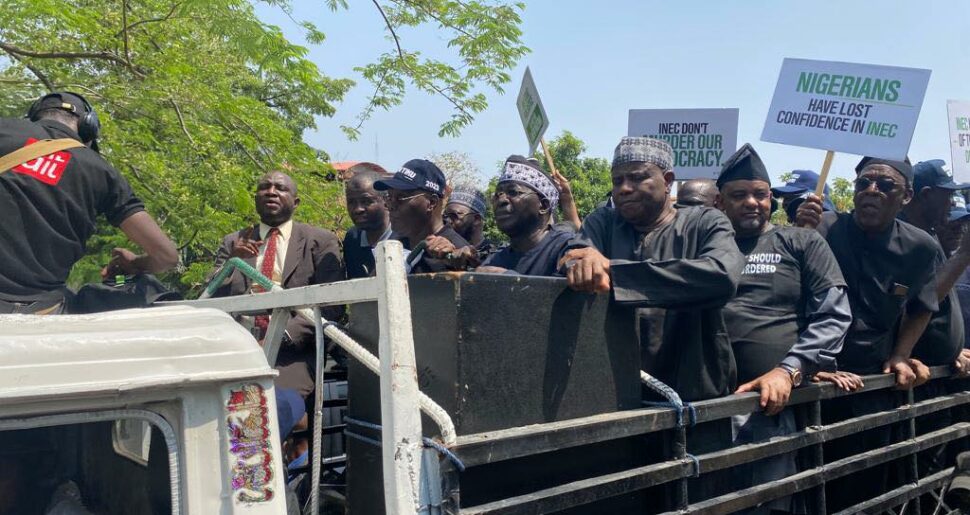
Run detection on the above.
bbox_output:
[255,0,970,186]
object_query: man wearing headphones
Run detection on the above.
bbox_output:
[0,91,177,313]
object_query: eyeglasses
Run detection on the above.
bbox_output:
[443,211,474,222]
[492,188,537,202]
[382,192,426,206]
[855,177,898,194]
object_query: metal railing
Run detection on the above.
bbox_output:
[455,368,969,515]
[168,247,970,514]
[167,241,447,514]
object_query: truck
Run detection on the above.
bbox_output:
[2,241,969,514]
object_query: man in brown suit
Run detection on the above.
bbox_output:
[212,171,344,397]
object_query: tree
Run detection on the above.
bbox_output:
[426,151,483,189]
[532,131,612,219]
[333,0,529,139]
[829,177,854,212]
[0,0,527,294]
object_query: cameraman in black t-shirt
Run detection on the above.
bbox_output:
[0,92,177,313]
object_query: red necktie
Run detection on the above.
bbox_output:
[254,227,280,339]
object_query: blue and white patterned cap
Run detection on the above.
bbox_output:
[498,159,559,210]
[612,137,673,170]
[448,187,488,216]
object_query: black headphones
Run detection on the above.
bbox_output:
[26,91,101,145]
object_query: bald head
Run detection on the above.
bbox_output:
[677,179,717,208]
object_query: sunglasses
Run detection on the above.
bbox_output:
[854,177,898,194]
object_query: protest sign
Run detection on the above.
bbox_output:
[761,58,931,161]
[947,100,970,183]
[628,108,739,179]
[516,67,549,156]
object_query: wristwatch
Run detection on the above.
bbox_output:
[779,364,802,387]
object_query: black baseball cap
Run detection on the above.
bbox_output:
[28,92,91,120]
[374,159,446,196]
[913,159,970,191]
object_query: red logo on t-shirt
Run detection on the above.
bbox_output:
[11,138,72,186]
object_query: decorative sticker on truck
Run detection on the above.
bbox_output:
[226,383,274,503]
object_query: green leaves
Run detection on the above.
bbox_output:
[338,0,529,139]
[829,177,854,212]
[0,0,527,296]
[533,131,613,218]
[1,0,349,294]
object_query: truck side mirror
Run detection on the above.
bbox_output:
[112,419,152,467]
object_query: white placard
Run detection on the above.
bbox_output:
[516,67,549,156]
[628,108,739,179]
[947,100,970,183]
[761,58,930,160]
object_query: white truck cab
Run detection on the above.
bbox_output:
[0,306,288,515]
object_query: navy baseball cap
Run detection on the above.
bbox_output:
[913,160,970,192]
[771,170,831,197]
[948,208,970,223]
[374,159,447,196]
[948,194,970,223]
[773,170,836,213]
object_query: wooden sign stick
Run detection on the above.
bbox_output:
[539,137,559,177]
[815,150,836,197]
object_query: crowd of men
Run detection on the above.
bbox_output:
[4,92,970,512]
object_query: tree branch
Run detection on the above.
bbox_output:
[177,227,200,251]
[114,1,183,36]
[229,115,278,163]
[0,78,42,85]
[371,0,406,62]
[0,48,54,91]
[352,67,390,132]
[369,0,472,118]
[52,84,105,99]
[0,41,146,78]
[169,98,195,145]
[121,0,132,65]
[393,0,474,38]
[259,87,299,103]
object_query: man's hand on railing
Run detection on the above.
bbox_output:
[734,367,792,416]
[908,358,931,386]
[423,236,481,269]
[812,371,864,392]
[559,247,612,294]
[956,349,970,378]
[424,235,458,259]
[883,354,918,390]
